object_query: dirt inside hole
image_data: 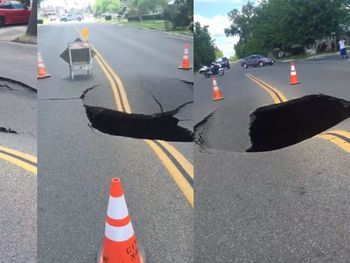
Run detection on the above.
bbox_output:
[248,94,350,152]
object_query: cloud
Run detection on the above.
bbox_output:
[194,14,239,57]
[194,14,230,37]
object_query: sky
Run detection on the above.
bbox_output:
[194,0,254,57]
[41,0,94,9]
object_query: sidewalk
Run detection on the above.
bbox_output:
[0,25,26,41]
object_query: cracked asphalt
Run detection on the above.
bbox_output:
[194,55,350,262]
[0,42,36,262]
[38,22,193,263]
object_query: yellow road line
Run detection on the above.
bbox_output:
[95,55,123,111]
[0,151,37,175]
[145,140,194,206]
[326,130,350,139]
[156,140,194,179]
[316,133,350,153]
[73,25,125,112]
[92,49,131,113]
[73,25,194,205]
[246,73,287,103]
[246,73,350,154]
[0,146,37,164]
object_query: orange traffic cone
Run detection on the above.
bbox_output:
[212,77,224,101]
[178,44,192,70]
[98,178,144,263]
[290,62,300,85]
[37,52,50,79]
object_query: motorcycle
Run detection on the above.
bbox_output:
[199,64,224,78]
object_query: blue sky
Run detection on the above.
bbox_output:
[194,0,255,57]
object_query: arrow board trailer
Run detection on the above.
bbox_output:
[68,41,93,80]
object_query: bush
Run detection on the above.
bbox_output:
[289,46,304,55]
[127,14,164,22]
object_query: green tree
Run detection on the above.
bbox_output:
[164,0,192,29]
[225,0,350,58]
[93,0,120,16]
[224,1,255,43]
[130,0,167,21]
[194,22,216,70]
[214,46,224,59]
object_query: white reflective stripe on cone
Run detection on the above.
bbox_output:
[105,221,134,242]
[291,66,295,70]
[107,195,129,220]
[291,71,297,75]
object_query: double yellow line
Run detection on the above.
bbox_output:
[74,26,194,206]
[246,73,350,153]
[246,73,287,104]
[0,146,37,175]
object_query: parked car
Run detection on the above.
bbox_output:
[60,13,83,22]
[0,0,31,27]
[240,54,275,69]
[216,57,230,69]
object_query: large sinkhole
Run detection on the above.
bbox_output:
[81,80,193,142]
[84,104,193,142]
[195,94,350,152]
[248,94,350,152]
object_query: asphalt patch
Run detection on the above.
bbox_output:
[248,94,350,152]
[84,103,193,142]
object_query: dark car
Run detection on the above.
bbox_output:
[240,54,275,69]
[216,57,230,69]
[0,0,31,27]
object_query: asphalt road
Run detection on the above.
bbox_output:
[0,41,36,88]
[0,42,36,262]
[38,22,193,263]
[194,56,350,262]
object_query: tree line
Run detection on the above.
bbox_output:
[92,0,192,30]
[225,0,350,58]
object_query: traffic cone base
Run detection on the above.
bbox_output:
[179,44,192,70]
[97,243,146,263]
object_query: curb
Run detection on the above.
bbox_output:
[279,52,339,63]
[117,24,193,40]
